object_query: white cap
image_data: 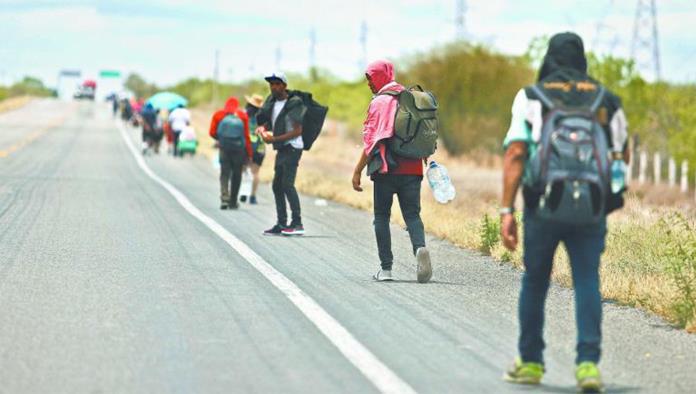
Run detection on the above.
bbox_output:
[264,71,288,85]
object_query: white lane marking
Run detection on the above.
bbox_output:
[116,122,417,394]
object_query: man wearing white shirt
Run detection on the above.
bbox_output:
[168,104,191,157]
[256,72,307,236]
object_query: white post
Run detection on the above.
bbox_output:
[681,160,689,193]
[669,158,677,187]
[639,151,648,185]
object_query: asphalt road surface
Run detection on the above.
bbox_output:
[0,100,694,393]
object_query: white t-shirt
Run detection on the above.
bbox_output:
[168,107,191,132]
[271,99,304,149]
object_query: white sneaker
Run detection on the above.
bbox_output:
[416,247,432,283]
[373,269,393,281]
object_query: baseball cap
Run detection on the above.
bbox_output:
[264,71,288,85]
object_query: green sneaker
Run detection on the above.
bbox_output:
[503,357,544,385]
[576,362,603,393]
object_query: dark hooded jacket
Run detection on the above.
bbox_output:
[525,32,624,149]
[257,90,306,151]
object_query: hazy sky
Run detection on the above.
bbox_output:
[1,0,695,88]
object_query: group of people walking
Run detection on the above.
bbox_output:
[194,31,628,393]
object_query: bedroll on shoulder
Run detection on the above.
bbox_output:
[288,90,329,151]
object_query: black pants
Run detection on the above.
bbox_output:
[372,175,426,270]
[173,131,181,157]
[219,147,245,205]
[272,147,302,226]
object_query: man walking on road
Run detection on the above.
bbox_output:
[256,72,307,236]
[168,104,191,157]
[209,97,253,210]
[500,32,629,392]
[351,59,432,283]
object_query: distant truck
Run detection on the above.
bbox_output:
[74,79,96,100]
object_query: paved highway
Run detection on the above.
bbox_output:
[0,100,694,393]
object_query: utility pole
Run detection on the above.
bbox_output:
[275,45,282,71]
[631,0,661,81]
[455,0,467,41]
[212,49,219,105]
[359,20,368,73]
[309,28,317,70]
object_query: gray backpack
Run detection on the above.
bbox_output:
[525,85,610,224]
[217,114,245,150]
[379,85,438,159]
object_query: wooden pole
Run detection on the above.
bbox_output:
[669,158,677,187]
[639,151,648,185]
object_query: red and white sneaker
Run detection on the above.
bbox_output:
[281,224,305,236]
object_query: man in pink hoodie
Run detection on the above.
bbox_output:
[352,59,433,283]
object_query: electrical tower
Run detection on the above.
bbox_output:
[455,0,467,40]
[275,45,282,71]
[631,0,661,80]
[309,28,317,70]
[359,20,368,72]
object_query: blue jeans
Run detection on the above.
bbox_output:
[519,210,606,365]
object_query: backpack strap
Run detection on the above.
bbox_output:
[377,90,400,97]
[529,84,555,110]
[589,86,606,113]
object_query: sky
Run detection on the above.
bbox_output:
[1,0,695,88]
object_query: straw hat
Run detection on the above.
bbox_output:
[244,93,265,108]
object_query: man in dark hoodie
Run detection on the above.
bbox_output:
[209,97,253,210]
[500,33,629,392]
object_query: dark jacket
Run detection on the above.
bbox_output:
[525,32,624,150]
[257,94,306,150]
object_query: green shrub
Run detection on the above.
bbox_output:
[479,213,500,255]
[662,213,696,328]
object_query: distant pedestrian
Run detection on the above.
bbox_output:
[168,104,191,157]
[351,59,432,283]
[209,97,253,210]
[500,32,629,393]
[256,72,307,236]
[240,93,266,205]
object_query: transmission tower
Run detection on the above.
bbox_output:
[455,0,467,40]
[309,28,317,69]
[359,20,368,72]
[275,45,282,71]
[631,0,661,80]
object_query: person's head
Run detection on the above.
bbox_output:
[224,96,239,112]
[264,72,288,100]
[244,93,264,116]
[365,59,395,94]
[538,32,587,81]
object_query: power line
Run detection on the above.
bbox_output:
[631,0,661,81]
[455,0,466,40]
[359,20,368,73]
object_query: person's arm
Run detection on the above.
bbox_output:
[262,122,302,143]
[209,112,221,139]
[241,113,253,159]
[500,141,527,251]
[352,150,370,192]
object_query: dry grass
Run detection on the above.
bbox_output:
[0,96,32,113]
[192,108,696,331]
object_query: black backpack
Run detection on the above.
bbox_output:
[288,90,328,151]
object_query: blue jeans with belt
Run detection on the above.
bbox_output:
[519,209,607,365]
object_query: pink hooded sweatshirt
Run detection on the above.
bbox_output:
[363,60,422,176]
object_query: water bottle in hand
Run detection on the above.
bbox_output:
[610,155,626,194]
[426,161,456,204]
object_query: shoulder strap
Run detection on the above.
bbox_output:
[377,90,400,97]
[529,84,555,110]
[589,86,606,113]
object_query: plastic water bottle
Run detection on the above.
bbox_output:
[426,161,456,203]
[610,156,626,193]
